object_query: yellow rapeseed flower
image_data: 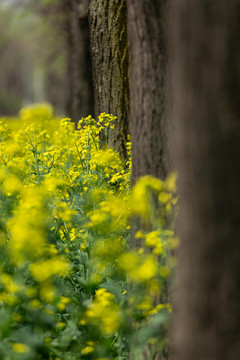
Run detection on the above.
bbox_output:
[12,343,30,353]
[30,257,69,282]
[81,346,95,355]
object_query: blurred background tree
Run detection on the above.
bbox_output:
[0,0,67,115]
[0,0,94,121]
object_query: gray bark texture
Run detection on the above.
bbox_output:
[127,0,170,183]
[127,4,171,359]
[170,1,240,359]
[88,0,130,160]
[65,0,94,126]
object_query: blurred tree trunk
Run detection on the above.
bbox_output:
[127,2,171,359]
[20,0,94,121]
[127,0,171,184]
[65,0,94,126]
[88,0,129,160]
[171,1,240,359]
[127,0,171,289]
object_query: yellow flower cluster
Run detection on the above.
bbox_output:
[7,187,48,263]
[0,104,177,360]
[29,257,69,282]
[131,174,178,222]
[82,288,121,335]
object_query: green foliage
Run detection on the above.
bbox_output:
[0,104,177,359]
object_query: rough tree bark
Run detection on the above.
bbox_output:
[127,0,170,184]
[65,0,94,125]
[127,3,171,359]
[171,1,240,359]
[88,0,129,159]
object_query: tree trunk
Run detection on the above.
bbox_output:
[127,3,171,359]
[88,0,129,159]
[65,0,94,126]
[171,1,240,359]
[127,0,170,183]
